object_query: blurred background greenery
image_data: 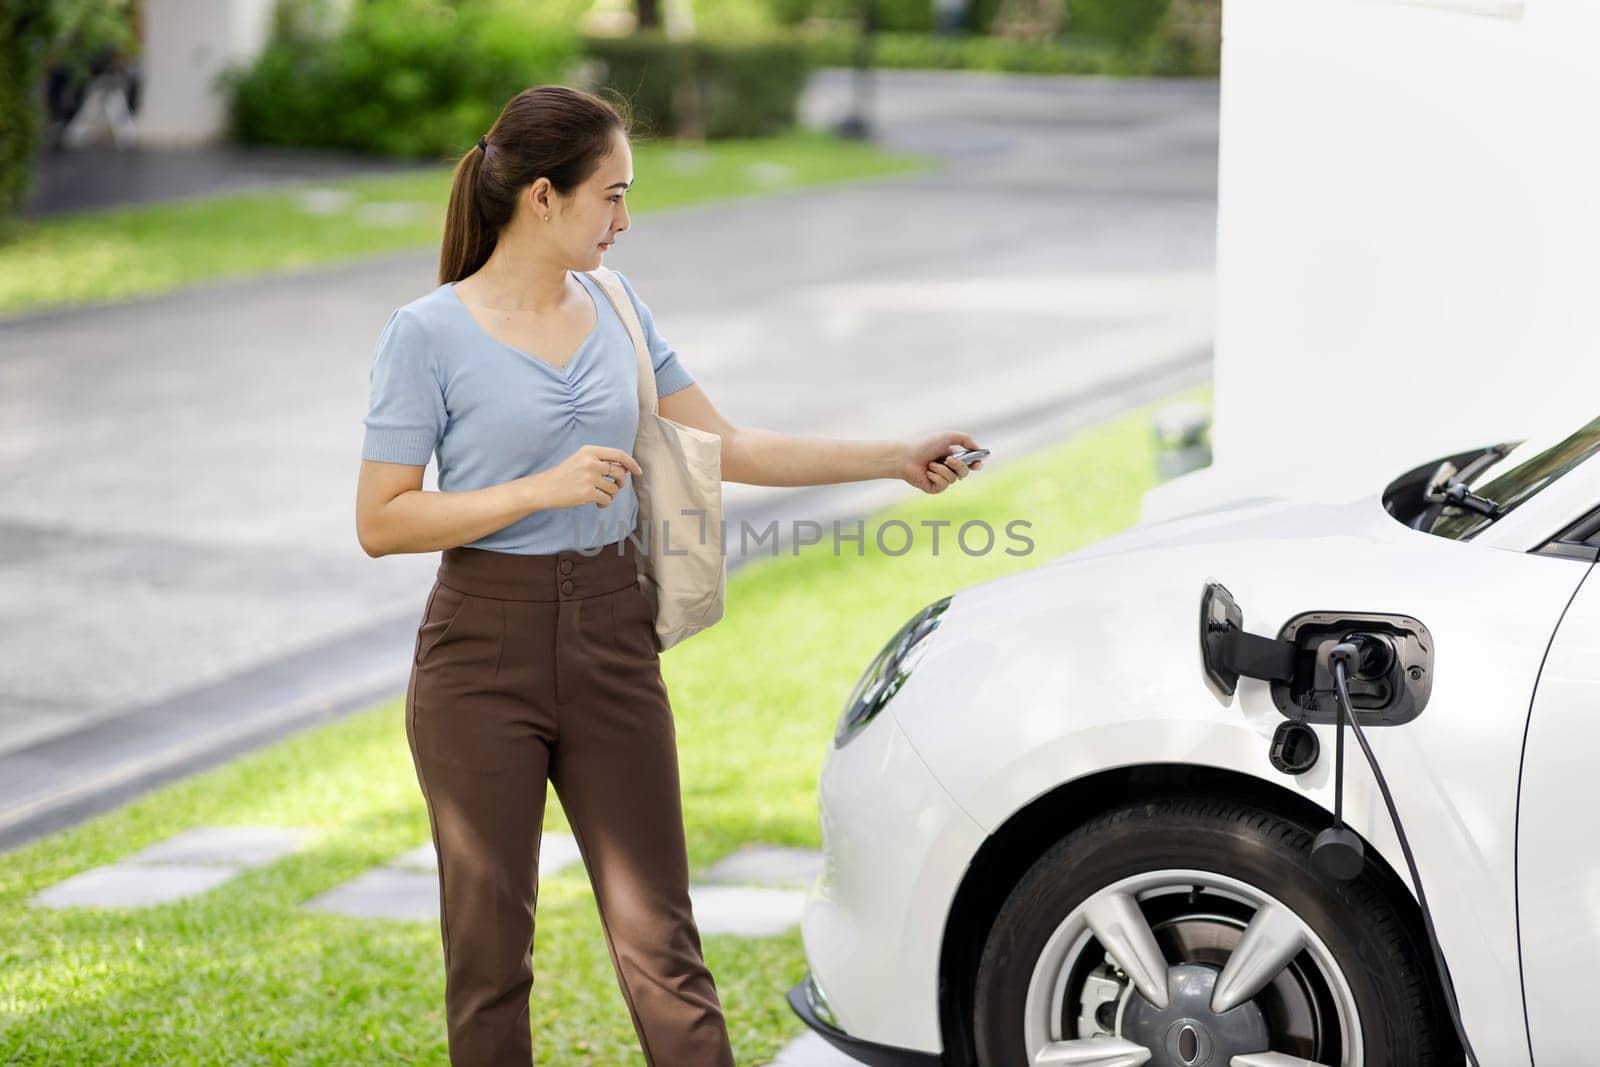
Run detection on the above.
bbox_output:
[2,0,1219,223]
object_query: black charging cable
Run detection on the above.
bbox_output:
[1327,641,1480,1067]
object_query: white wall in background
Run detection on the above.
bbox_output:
[137,0,282,145]
[1148,0,1600,515]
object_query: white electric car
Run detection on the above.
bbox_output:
[786,411,1600,1067]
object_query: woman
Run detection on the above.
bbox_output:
[353,84,984,1066]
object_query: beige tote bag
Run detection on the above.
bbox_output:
[586,267,727,652]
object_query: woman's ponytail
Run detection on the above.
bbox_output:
[438,141,494,285]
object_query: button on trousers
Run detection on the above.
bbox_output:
[404,536,735,1066]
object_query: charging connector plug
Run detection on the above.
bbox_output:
[1310,641,1367,881]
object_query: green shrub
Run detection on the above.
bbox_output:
[1132,0,1221,77]
[1067,0,1170,52]
[801,28,1118,75]
[742,0,1215,73]
[1,0,136,225]
[0,0,56,222]
[694,0,789,36]
[967,0,1004,34]
[222,0,582,159]
[770,0,1013,34]
[761,0,817,26]
[806,0,935,33]
[583,32,811,140]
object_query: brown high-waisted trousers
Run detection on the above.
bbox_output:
[403,536,735,1066]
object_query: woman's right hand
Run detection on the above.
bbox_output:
[529,444,643,509]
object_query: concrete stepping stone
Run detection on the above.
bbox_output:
[127,825,307,866]
[687,886,808,936]
[302,831,583,921]
[301,836,807,930]
[33,862,240,909]
[389,843,439,871]
[698,845,823,889]
[353,201,426,227]
[744,161,798,187]
[302,867,440,922]
[294,187,354,215]
[31,825,310,910]
[768,1031,864,1066]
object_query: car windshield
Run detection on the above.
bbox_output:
[1429,412,1600,539]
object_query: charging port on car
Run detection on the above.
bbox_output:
[1200,582,1434,726]
[1271,613,1433,725]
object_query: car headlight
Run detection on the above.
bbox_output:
[834,595,953,748]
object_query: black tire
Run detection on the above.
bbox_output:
[971,797,1452,1066]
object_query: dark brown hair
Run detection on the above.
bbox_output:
[438,85,633,285]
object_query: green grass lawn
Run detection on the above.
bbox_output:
[0,130,937,318]
[0,386,1208,1064]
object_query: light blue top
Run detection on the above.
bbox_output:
[361,268,696,554]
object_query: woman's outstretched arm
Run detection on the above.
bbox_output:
[657,384,984,495]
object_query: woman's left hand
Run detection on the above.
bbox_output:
[899,431,984,494]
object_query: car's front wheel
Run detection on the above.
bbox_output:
[972,797,1451,1066]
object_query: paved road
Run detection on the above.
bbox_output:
[0,70,1217,849]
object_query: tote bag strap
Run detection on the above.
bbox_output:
[585,267,657,417]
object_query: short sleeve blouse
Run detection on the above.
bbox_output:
[360,268,695,554]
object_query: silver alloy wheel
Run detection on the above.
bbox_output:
[1021,868,1363,1067]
